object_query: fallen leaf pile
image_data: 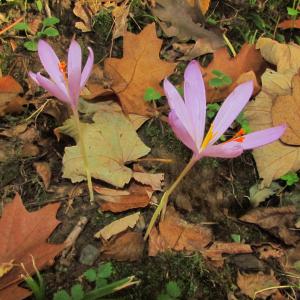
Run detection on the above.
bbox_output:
[0,194,65,300]
[244,38,300,185]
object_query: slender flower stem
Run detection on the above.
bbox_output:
[73,109,94,202]
[144,156,198,240]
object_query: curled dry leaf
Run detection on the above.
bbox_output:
[272,72,300,145]
[0,194,65,300]
[33,162,51,190]
[95,212,140,240]
[105,23,176,116]
[200,43,265,102]
[101,231,144,261]
[98,183,153,213]
[254,243,284,261]
[237,271,280,300]
[244,38,300,185]
[112,3,129,39]
[278,19,300,30]
[152,0,222,45]
[203,242,252,268]
[133,172,164,191]
[149,206,213,256]
[0,76,26,116]
[279,242,300,275]
[240,206,299,245]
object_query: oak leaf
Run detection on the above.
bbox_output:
[60,111,150,188]
[200,43,265,102]
[104,23,176,116]
[0,194,65,300]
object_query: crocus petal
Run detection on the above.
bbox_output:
[209,81,253,144]
[242,125,286,150]
[37,40,66,91]
[29,71,39,84]
[36,73,70,105]
[169,110,198,154]
[184,60,206,150]
[164,78,193,138]
[202,142,243,158]
[67,40,82,108]
[80,47,94,89]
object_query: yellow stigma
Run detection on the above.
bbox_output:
[200,124,216,151]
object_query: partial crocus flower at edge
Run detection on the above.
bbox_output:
[29,39,94,111]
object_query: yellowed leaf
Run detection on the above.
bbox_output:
[0,260,14,278]
[95,212,140,240]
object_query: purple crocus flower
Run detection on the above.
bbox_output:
[164,60,286,160]
[29,39,94,111]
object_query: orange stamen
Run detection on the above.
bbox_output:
[224,128,245,144]
[58,61,67,78]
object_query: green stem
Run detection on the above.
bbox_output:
[144,156,197,240]
[73,109,94,202]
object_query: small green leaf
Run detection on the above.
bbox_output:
[280,172,299,186]
[70,284,84,300]
[144,87,161,102]
[43,17,60,26]
[24,40,38,51]
[231,234,241,243]
[287,7,299,17]
[166,281,181,298]
[53,290,71,300]
[222,75,232,85]
[98,262,113,279]
[176,86,184,97]
[36,0,43,12]
[43,27,59,37]
[96,277,108,288]
[211,69,224,77]
[219,135,226,142]
[206,103,220,119]
[14,22,29,31]
[209,77,224,87]
[83,269,97,282]
[294,260,300,272]
[157,294,172,300]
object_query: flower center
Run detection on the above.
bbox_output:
[200,124,217,151]
[225,128,245,144]
[58,61,67,80]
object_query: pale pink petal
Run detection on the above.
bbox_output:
[164,79,193,137]
[36,73,70,105]
[169,110,198,154]
[202,142,243,158]
[210,81,253,144]
[242,125,286,150]
[37,40,66,91]
[67,40,82,108]
[80,47,94,89]
[29,71,39,84]
[184,60,206,149]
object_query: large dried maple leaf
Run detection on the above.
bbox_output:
[0,194,65,300]
[104,23,176,116]
[200,43,265,102]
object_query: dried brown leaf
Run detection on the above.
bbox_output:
[0,194,65,299]
[105,23,176,116]
[34,162,51,190]
[200,43,265,102]
[101,231,144,261]
[237,271,280,299]
[278,19,300,30]
[240,206,299,245]
[148,207,213,256]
